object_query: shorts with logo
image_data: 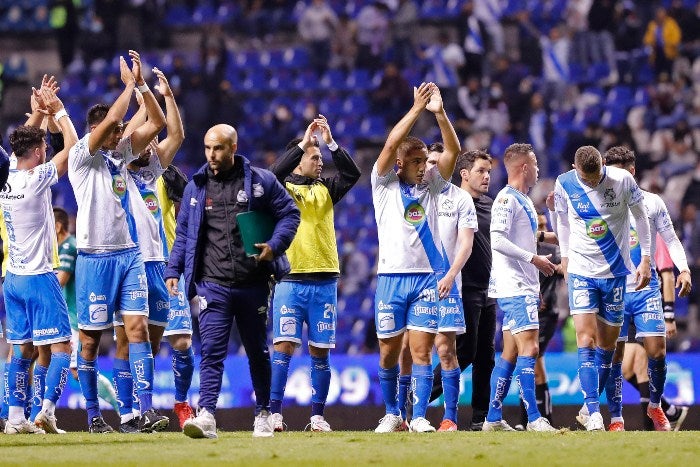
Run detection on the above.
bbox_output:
[115,261,169,327]
[498,295,539,335]
[437,277,465,333]
[4,271,72,345]
[164,274,193,336]
[374,273,439,338]
[70,329,79,368]
[568,273,626,326]
[77,247,148,331]
[272,279,337,348]
[618,287,665,341]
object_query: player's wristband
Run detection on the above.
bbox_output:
[663,302,675,322]
[327,140,338,151]
[54,108,68,121]
[538,231,545,243]
[137,83,150,93]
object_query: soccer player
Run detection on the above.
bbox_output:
[482,143,557,432]
[1,85,78,434]
[68,50,167,433]
[601,146,692,431]
[371,82,460,433]
[54,206,120,413]
[268,115,360,432]
[554,145,651,431]
[397,142,477,431]
[114,67,187,433]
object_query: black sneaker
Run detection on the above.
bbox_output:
[667,406,689,431]
[0,418,5,432]
[139,409,169,433]
[119,417,141,433]
[89,416,115,433]
[469,421,484,431]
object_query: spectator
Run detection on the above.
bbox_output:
[356,2,390,74]
[49,0,80,70]
[370,62,412,126]
[298,0,338,76]
[330,13,357,72]
[586,0,620,85]
[458,0,488,80]
[421,31,465,117]
[643,7,682,78]
[391,0,418,69]
[474,0,505,55]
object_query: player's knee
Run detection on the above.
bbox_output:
[169,334,192,352]
[308,345,329,358]
[51,341,71,355]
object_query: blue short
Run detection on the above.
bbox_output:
[619,287,665,341]
[374,273,439,338]
[4,272,71,345]
[498,295,539,335]
[437,278,465,334]
[114,261,169,327]
[164,275,193,336]
[76,247,148,330]
[272,279,337,348]
[568,273,626,326]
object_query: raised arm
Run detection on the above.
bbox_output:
[38,87,78,177]
[153,67,184,167]
[128,50,166,156]
[122,89,147,139]
[316,114,361,203]
[269,120,317,182]
[426,86,460,180]
[375,82,433,176]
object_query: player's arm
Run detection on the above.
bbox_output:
[56,270,72,287]
[38,87,78,177]
[629,200,652,291]
[122,88,147,139]
[165,183,192,295]
[128,51,166,156]
[317,115,361,204]
[153,67,184,168]
[437,226,474,299]
[427,86,460,180]
[269,120,315,182]
[375,82,433,176]
[24,75,59,128]
[658,269,677,338]
[89,56,136,154]
[658,227,692,297]
[553,182,570,281]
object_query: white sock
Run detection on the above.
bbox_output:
[41,400,56,416]
[649,402,660,409]
[121,413,135,424]
[610,416,623,423]
[8,406,26,424]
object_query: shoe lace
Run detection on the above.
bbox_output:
[377,414,399,427]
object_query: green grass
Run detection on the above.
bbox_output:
[0,431,697,466]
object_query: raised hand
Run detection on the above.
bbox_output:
[315,114,333,145]
[425,83,444,114]
[300,119,319,150]
[129,50,144,84]
[38,87,64,116]
[153,67,173,97]
[120,56,135,86]
[413,82,433,110]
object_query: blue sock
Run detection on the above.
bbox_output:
[441,367,461,423]
[486,358,515,423]
[398,375,411,421]
[30,364,48,422]
[172,348,195,403]
[8,357,31,418]
[578,347,599,415]
[411,364,433,420]
[129,342,154,414]
[648,357,667,405]
[44,352,71,405]
[113,358,133,417]
[132,379,140,416]
[311,356,331,417]
[515,356,540,423]
[605,362,623,419]
[378,365,400,416]
[595,347,614,394]
[77,355,101,422]
[270,351,291,414]
[1,366,9,419]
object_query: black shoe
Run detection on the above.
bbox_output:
[469,421,484,431]
[119,417,141,433]
[667,406,689,431]
[0,418,5,432]
[139,409,169,433]
[89,416,115,433]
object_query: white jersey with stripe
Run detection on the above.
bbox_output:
[68,134,138,252]
[626,191,674,292]
[127,154,167,262]
[488,186,539,298]
[372,163,448,274]
[437,183,478,290]
[0,162,58,275]
[554,166,643,279]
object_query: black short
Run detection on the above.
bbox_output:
[538,310,558,355]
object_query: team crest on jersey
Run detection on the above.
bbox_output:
[441,199,454,210]
[404,202,426,225]
[497,197,508,204]
[603,188,615,202]
[629,229,639,248]
[142,193,160,215]
[586,218,608,240]
[112,174,127,198]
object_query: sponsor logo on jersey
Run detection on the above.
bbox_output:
[377,301,393,311]
[641,312,661,323]
[33,327,60,337]
[377,312,395,332]
[317,322,335,332]
[88,292,107,302]
[572,289,590,308]
[142,193,160,215]
[280,317,296,335]
[439,305,461,318]
[413,305,437,316]
[404,202,426,225]
[441,199,454,211]
[279,305,295,315]
[112,175,127,198]
[89,304,108,323]
[586,218,608,240]
[572,277,588,288]
[629,229,639,248]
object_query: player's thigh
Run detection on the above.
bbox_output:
[144,261,169,327]
[406,273,439,335]
[374,274,411,338]
[3,273,32,344]
[596,276,626,327]
[76,252,123,330]
[28,273,72,346]
[498,295,539,337]
[306,279,337,350]
[272,281,306,347]
[116,250,148,317]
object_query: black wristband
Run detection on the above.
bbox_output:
[663,302,675,321]
[538,231,545,243]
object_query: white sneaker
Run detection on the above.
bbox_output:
[307,415,332,432]
[183,408,218,439]
[575,404,589,428]
[5,419,45,434]
[270,412,285,432]
[481,420,516,431]
[35,411,66,434]
[374,414,405,433]
[526,417,557,432]
[409,417,436,433]
[585,412,604,431]
[253,410,274,438]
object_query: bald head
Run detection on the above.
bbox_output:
[204,124,238,175]
[206,124,238,145]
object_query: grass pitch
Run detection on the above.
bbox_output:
[0,430,696,466]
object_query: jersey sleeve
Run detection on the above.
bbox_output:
[458,194,478,231]
[116,135,136,166]
[426,165,449,194]
[553,178,568,213]
[624,171,644,207]
[68,134,93,173]
[651,194,674,234]
[57,239,77,274]
[491,192,516,234]
[29,161,59,193]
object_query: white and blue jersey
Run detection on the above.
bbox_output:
[127,155,167,263]
[554,166,644,279]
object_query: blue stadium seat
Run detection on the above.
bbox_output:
[358,116,385,138]
[342,94,368,114]
[346,69,372,91]
[320,69,347,91]
[282,47,309,69]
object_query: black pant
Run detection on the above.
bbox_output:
[430,287,496,422]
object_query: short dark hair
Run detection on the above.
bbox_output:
[87,103,110,127]
[427,142,444,153]
[575,145,602,174]
[9,125,46,158]
[503,143,533,164]
[455,149,492,173]
[396,136,427,160]
[285,137,319,151]
[604,146,635,168]
[53,206,70,231]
